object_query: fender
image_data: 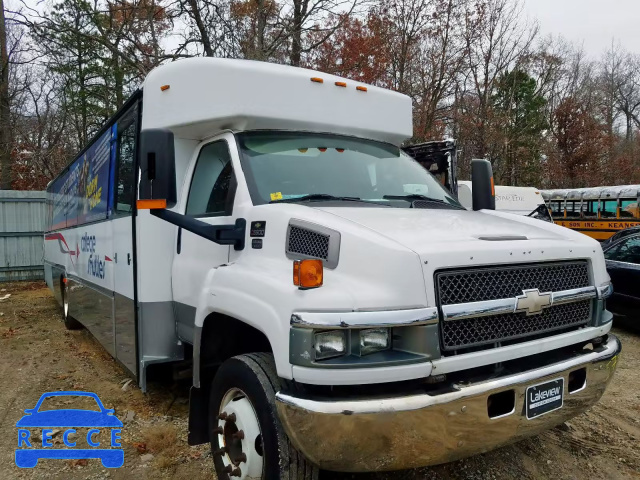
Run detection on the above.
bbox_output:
[191,266,290,389]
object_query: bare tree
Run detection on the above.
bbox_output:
[0,0,11,188]
[412,0,472,139]
[610,49,640,142]
[454,0,538,175]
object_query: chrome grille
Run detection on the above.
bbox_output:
[287,226,329,260]
[436,261,592,352]
[436,261,590,305]
[441,301,591,350]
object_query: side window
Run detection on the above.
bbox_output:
[566,201,580,218]
[620,200,638,218]
[583,200,597,218]
[115,107,138,215]
[186,141,235,216]
[601,200,617,218]
[605,236,640,264]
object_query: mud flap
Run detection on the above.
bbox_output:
[188,385,209,445]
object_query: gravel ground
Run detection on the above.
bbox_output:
[0,282,639,480]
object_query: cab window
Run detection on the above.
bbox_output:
[115,106,138,215]
[186,141,236,216]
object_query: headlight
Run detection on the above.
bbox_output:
[314,331,347,360]
[359,328,390,355]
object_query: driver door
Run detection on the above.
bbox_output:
[171,137,238,341]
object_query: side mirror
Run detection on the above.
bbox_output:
[139,129,177,209]
[471,158,495,211]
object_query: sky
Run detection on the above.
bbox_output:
[522,0,640,57]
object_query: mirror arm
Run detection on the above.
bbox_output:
[150,209,246,251]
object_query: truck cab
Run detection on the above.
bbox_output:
[46,58,620,478]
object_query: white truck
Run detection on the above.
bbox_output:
[458,181,552,221]
[45,58,620,479]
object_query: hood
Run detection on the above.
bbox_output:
[313,206,574,253]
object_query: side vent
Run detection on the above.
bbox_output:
[285,220,341,269]
[288,226,329,260]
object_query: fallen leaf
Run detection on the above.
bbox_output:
[133,442,148,454]
[1,328,16,338]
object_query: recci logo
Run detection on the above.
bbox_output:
[15,391,124,468]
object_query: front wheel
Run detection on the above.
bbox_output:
[209,353,318,480]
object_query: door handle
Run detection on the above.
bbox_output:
[127,253,131,265]
[114,253,118,264]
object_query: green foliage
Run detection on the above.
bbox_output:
[491,69,548,185]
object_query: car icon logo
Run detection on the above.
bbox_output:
[15,391,124,468]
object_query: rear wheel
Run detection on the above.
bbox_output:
[61,277,82,330]
[209,353,318,480]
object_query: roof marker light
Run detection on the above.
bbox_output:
[318,148,327,152]
[356,86,367,92]
[310,77,324,83]
[160,85,170,91]
[335,81,347,87]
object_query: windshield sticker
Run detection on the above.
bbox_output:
[403,184,430,195]
[270,192,283,201]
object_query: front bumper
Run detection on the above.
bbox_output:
[275,334,621,472]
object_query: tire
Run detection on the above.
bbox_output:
[209,352,318,480]
[61,277,82,330]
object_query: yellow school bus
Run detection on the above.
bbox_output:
[541,186,640,241]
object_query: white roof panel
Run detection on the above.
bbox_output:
[141,58,413,145]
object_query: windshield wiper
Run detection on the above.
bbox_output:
[382,194,464,209]
[270,194,363,204]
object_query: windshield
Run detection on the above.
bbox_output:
[236,132,462,208]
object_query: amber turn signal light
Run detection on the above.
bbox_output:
[293,259,323,288]
[137,199,167,210]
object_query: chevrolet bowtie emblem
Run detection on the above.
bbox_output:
[515,289,552,315]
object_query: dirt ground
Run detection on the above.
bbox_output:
[0,282,639,480]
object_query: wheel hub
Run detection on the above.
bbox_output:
[215,388,263,479]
